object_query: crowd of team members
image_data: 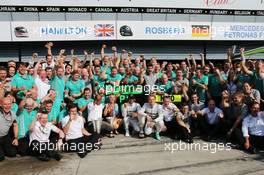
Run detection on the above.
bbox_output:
[0,42,263,161]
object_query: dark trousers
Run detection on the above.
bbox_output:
[199,116,225,138]
[164,119,192,140]
[224,120,245,146]
[29,140,58,158]
[18,137,29,156]
[0,135,17,161]
[66,134,101,154]
[164,119,178,139]
[249,135,264,150]
[176,124,193,141]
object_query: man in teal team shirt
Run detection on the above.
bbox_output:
[50,66,65,101]
[17,98,38,156]
[191,68,208,103]
[11,63,36,100]
[92,65,107,89]
[208,68,227,106]
[77,87,94,119]
[42,89,62,124]
[106,67,123,86]
[156,74,173,94]
[121,68,139,85]
[65,70,85,102]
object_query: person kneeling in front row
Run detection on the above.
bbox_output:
[139,95,166,140]
[62,103,101,158]
[29,111,64,161]
[242,102,264,154]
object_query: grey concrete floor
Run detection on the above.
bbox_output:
[0,135,264,175]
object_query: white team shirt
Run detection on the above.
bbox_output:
[87,102,104,121]
[30,121,58,144]
[35,76,50,99]
[61,115,84,141]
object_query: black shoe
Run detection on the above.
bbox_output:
[78,152,88,158]
[230,143,242,150]
[188,139,194,144]
[170,135,178,140]
[183,139,193,144]
[53,152,62,161]
[37,154,50,161]
[139,131,145,138]
[205,136,212,142]
[247,147,257,154]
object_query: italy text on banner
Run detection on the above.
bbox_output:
[11,21,116,41]
[117,21,211,40]
[211,22,264,40]
[0,22,12,41]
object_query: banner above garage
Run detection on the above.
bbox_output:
[0,0,263,16]
[117,21,211,40]
[2,21,264,41]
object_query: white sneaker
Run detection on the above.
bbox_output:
[125,131,130,137]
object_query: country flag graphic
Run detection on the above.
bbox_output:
[94,24,115,37]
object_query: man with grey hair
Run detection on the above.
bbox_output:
[0,97,18,161]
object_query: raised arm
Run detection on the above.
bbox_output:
[62,117,72,134]
[200,53,205,68]
[101,44,106,59]
[215,69,227,85]
[100,63,109,80]
[45,42,53,56]
[189,53,197,70]
[33,59,42,78]
[240,48,253,76]
[226,48,233,64]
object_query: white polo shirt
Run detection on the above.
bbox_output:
[35,76,50,99]
[30,121,58,144]
[242,112,264,137]
[162,103,178,122]
[61,115,84,141]
[201,107,223,125]
[87,102,104,121]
